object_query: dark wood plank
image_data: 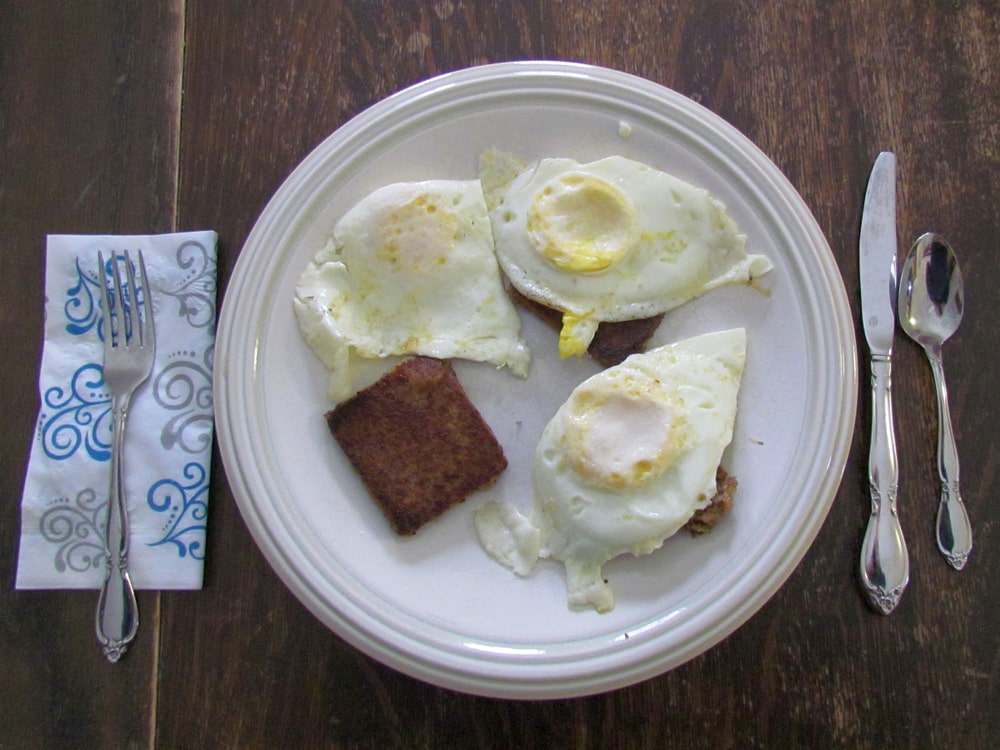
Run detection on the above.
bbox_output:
[158,1,1000,748]
[0,1,183,747]
[4,0,999,747]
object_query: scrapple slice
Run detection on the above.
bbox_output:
[684,467,738,536]
[326,356,507,535]
[509,288,663,367]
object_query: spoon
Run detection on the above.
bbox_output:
[897,232,972,569]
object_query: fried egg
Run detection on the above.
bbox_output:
[475,328,747,612]
[294,179,531,401]
[483,154,772,357]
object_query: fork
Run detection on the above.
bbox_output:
[95,250,155,662]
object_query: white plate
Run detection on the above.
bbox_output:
[215,62,857,699]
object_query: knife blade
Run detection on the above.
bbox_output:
[858,151,910,614]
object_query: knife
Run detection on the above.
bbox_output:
[858,151,910,614]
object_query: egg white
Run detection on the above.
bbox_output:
[484,155,772,357]
[475,328,748,613]
[294,179,530,401]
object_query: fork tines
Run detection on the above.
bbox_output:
[97,250,153,348]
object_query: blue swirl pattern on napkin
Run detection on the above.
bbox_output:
[17,232,218,589]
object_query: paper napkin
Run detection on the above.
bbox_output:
[16,232,218,590]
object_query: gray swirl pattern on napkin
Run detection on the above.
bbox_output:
[16,231,218,589]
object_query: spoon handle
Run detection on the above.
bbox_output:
[926,348,972,569]
[860,356,910,614]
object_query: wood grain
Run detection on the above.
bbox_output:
[2,0,999,747]
[0,1,182,748]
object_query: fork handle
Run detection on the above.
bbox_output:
[95,396,139,662]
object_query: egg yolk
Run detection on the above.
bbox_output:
[558,375,688,491]
[374,194,457,270]
[527,174,638,273]
[558,312,599,359]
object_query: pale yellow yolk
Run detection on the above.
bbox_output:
[374,194,457,270]
[558,312,599,358]
[558,375,688,491]
[527,174,638,273]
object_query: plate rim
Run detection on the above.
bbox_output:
[214,61,858,699]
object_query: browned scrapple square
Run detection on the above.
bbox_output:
[685,467,738,536]
[587,314,665,367]
[509,288,663,367]
[325,357,508,536]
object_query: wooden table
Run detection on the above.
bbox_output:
[3,2,999,747]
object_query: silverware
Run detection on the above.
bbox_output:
[95,251,155,662]
[858,151,910,614]
[898,233,972,569]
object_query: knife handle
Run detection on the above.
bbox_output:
[859,355,910,614]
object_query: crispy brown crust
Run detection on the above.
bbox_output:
[325,357,507,535]
[685,467,738,536]
[587,314,665,367]
[508,288,663,366]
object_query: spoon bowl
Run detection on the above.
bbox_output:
[899,233,963,347]
[898,233,972,569]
